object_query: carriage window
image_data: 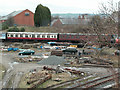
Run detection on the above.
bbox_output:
[54,35,56,38]
[61,35,64,38]
[15,34,18,37]
[51,35,54,38]
[32,34,35,38]
[11,34,13,37]
[42,35,45,38]
[37,35,40,38]
[25,34,28,37]
[76,36,79,38]
[71,36,74,39]
[66,35,69,39]
[20,34,23,37]
[47,35,50,38]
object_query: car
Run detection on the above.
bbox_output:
[62,48,78,54]
[18,49,35,55]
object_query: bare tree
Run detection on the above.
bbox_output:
[92,0,119,88]
[6,16,14,27]
[99,0,118,34]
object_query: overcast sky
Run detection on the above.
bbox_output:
[0,0,119,16]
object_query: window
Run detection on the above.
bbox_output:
[25,34,28,38]
[42,35,45,38]
[25,12,29,16]
[37,35,40,38]
[54,35,56,38]
[66,35,69,39]
[11,34,13,37]
[76,36,79,39]
[51,35,54,38]
[71,36,74,39]
[47,35,50,38]
[20,34,23,37]
[15,34,18,37]
[32,34,35,38]
[60,35,63,38]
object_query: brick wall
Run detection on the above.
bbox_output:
[14,9,34,26]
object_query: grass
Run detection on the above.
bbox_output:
[12,26,61,33]
[18,73,31,88]
[0,63,6,80]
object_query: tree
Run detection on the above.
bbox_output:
[2,22,9,30]
[6,16,14,27]
[99,0,118,34]
[34,4,51,27]
[89,1,119,88]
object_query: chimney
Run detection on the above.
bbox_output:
[78,15,81,19]
[82,14,85,19]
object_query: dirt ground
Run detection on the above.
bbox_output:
[0,63,6,80]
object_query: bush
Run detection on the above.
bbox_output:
[2,24,9,30]
[20,27,25,32]
[7,26,19,32]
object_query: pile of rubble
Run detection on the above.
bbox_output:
[26,71,52,88]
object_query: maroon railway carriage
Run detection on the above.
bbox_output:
[58,33,86,42]
[7,32,58,41]
[58,33,113,44]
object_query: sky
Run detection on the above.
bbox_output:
[0,0,119,16]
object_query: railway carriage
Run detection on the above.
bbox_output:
[58,33,87,42]
[5,32,117,45]
[7,32,58,41]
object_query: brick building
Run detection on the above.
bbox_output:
[0,9,34,26]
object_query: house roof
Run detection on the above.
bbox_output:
[60,18,82,24]
[51,18,90,26]
[51,19,58,26]
[0,10,24,20]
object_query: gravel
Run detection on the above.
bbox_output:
[37,56,66,65]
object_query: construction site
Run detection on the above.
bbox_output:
[0,40,119,89]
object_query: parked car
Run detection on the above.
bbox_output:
[18,50,35,55]
[62,48,78,54]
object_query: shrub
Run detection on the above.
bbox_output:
[7,26,19,32]
[20,27,25,32]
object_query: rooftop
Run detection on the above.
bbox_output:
[0,10,24,20]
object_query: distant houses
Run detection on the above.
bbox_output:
[0,9,34,26]
[0,9,107,28]
[51,14,90,27]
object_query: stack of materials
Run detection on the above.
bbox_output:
[37,56,66,65]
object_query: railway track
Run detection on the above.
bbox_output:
[68,73,119,89]
[45,73,119,89]
[45,75,96,89]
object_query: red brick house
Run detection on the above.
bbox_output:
[0,9,34,26]
[51,19,62,27]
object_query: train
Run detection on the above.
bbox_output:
[0,32,119,44]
